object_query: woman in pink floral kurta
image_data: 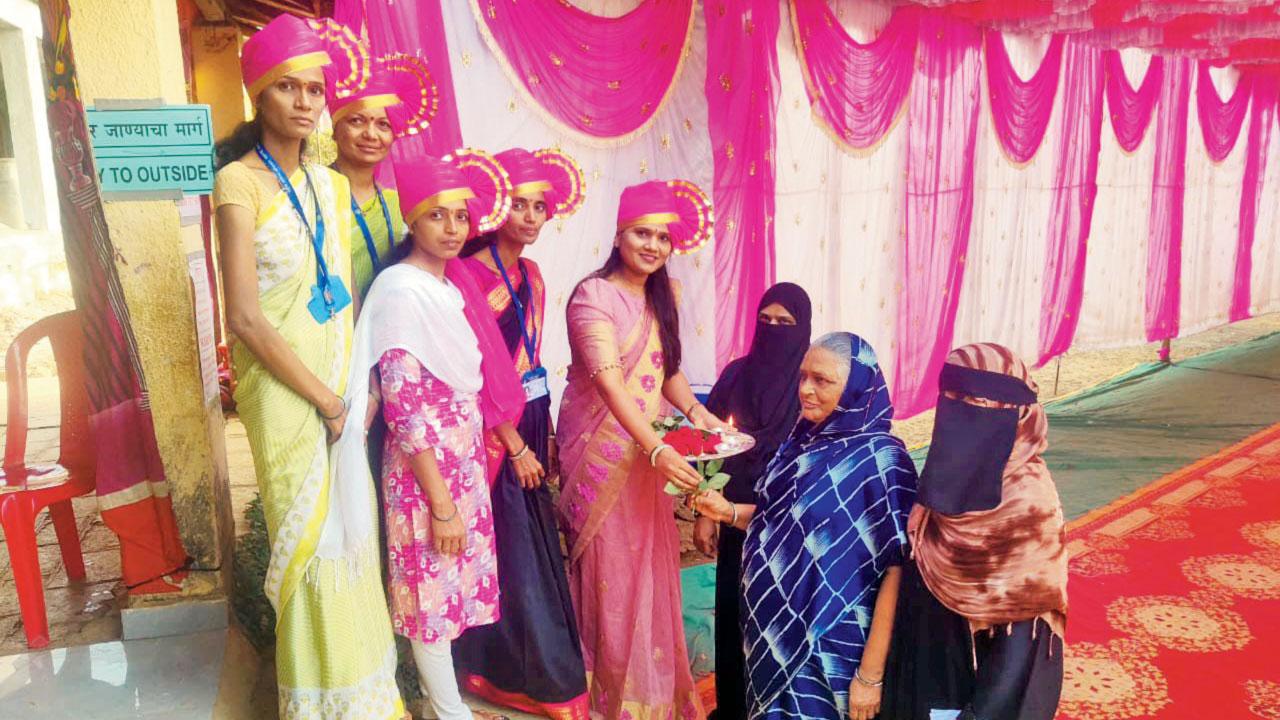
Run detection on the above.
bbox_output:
[379,347,500,643]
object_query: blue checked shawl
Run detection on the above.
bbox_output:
[741,334,917,720]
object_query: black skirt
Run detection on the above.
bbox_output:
[880,560,1063,720]
[453,394,588,706]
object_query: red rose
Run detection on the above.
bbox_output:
[663,427,701,456]
[701,435,722,455]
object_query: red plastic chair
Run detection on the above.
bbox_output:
[0,311,95,648]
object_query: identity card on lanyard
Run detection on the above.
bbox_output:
[490,245,549,401]
[256,144,351,323]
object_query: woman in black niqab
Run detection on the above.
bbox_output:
[701,282,812,720]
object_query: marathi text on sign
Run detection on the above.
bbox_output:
[86,104,215,197]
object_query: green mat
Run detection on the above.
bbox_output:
[1043,331,1280,519]
[681,563,717,676]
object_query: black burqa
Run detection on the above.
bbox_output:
[704,282,811,720]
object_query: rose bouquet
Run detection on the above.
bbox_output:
[652,415,732,496]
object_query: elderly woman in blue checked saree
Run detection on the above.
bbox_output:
[213,13,405,719]
[693,332,917,720]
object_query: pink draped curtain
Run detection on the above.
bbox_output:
[705,1,781,371]
[1231,77,1278,322]
[985,32,1064,163]
[469,0,695,142]
[894,15,983,417]
[1104,50,1164,151]
[1196,61,1252,161]
[789,2,919,151]
[1038,39,1104,365]
[341,1,1280,414]
[1145,57,1193,342]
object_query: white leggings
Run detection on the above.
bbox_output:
[410,640,472,720]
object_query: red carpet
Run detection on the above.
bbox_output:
[1058,423,1280,719]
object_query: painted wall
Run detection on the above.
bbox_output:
[191,23,247,142]
[67,0,230,579]
[0,0,61,233]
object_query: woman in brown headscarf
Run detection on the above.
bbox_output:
[881,343,1067,720]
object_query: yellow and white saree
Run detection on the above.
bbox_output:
[214,160,404,719]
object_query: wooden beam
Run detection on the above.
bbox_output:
[247,0,318,17]
[232,8,272,30]
[192,0,228,21]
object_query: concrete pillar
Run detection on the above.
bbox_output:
[67,0,232,592]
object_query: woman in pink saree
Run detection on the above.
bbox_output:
[557,180,726,720]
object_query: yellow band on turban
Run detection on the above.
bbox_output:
[511,180,554,197]
[247,51,333,99]
[331,93,401,125]
[406,187,476,225]
[618,211,680,230]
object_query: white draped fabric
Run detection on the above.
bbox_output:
[952,34,1059,362]
[1075,51,1158,349]
[1181,68,1246,339]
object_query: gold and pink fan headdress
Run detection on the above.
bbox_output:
[393,149,513,239]
[240,14,369,101]
[616,179,714,254]
[493,147,586,219]
[327,53,439,138]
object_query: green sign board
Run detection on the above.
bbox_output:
[86,105,215,197]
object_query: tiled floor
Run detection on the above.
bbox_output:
[0,629,227,719]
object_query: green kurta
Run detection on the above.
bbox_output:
[349,188,404,300]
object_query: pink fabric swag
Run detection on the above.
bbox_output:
[1196,61,1252,162]
[985,32,1063,164]
[1104,50,1164,152]
[790,2,919,151]
[471,0,695,141]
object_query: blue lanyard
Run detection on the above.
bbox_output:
[255,144,330,291]
[350,187,395,272]
[489,245,538,366]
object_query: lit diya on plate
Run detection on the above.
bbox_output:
[655,417,756,495]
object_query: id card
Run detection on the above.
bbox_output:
[307,277,352,324]
[522,367,549,401]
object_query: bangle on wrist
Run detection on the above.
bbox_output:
[430,504,458,523]
[648,443,672,467]
[509,444,530,461]
[853,668,883,688]
[318,396,346,420]
[728,503,739,528]
[683,401,703,419]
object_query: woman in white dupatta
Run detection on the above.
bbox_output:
[332,150,512,720]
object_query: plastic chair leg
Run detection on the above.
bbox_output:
[0,497,50,649]
[48,500,86,582]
